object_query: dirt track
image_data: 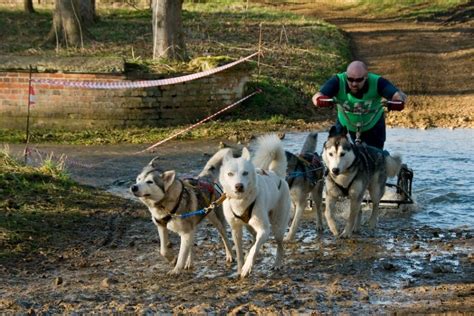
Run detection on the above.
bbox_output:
[2,2,474,314]
[288,1,474,129]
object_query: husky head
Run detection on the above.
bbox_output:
[130,157,176,202]
[219,147,257,198]
[199,148,235,182]
[322,126,356,176]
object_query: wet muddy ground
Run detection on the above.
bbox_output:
[2,139,473,314]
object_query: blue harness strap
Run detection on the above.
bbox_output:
[178,209,207,219]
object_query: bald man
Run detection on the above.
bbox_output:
[312,61,407,149]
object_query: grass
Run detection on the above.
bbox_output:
[0,0,468,145]
[0,0,349,144]
[0,149,139,264]
[0,118,334,145]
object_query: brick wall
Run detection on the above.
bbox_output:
[0,70,250,130]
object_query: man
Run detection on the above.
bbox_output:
[312,61,407,149]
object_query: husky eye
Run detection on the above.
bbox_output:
[340,153,345,157]
[242,171,248,176]
[329,153,333,157]
[146,180,154,184]
[227,172,234,177]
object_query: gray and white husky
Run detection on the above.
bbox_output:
[218,134,291,278]
[322,126,402,238]
[284,132,325,241]
[130,158,233,275]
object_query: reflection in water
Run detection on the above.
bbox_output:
[281,128,474,230]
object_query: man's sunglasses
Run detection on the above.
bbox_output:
[347,77,366,83]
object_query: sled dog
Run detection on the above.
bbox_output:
[201,134,325,242]
[322,126,402,238]
[130,158,233,275]
[284,132,325,241]
[219,134,291,278]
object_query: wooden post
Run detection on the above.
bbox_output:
[258,22,263,78]
[24,66,32,164]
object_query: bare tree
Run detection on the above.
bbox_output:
[80,0,97,26]
[24,0,35,14]
[45,0,86,48]
[152,0,188,61]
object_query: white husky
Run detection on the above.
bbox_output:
[219,134,291,278]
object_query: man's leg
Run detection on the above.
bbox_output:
[358,115,386,149]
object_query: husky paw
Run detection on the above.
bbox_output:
[329,228,339,237]
[339,229,353,239]
[271,263,283,271]
[240,263,253,278]
[226,254,233,264]
[162,252,176,263]
[283,236,296,243]
[167,267,182,275]
[315,223,324,232]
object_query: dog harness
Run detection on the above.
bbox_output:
[154,178,221,226]
[285,151,323,188]
[154,179,187,226]
[231,177,282,223]
[232,199,256,224]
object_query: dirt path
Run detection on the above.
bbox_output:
[286,1,474,129]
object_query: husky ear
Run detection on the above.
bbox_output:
[222,147,234,161]
[162,170,176,191]
[329,125,338,137]
[329,125,348,137]
[341,126,348,136]
[241,147,251,160]
[148,156,160,168]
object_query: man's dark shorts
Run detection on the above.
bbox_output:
[334,115,386,149]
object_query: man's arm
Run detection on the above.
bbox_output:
[378,77,407,110]
[312,76,339,107]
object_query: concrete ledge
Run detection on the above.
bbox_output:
[0,56,125,73]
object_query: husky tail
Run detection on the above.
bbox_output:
[300,132,318,154]
[253,134,287,178]
[385,153,402,178]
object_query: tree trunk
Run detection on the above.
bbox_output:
[152,0,188,61]
[45,0,85,48]
[24,0,35,13]
[80,0,97,26]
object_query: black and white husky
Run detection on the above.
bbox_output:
[284,132,325,241]
[218,134,291,278]
[322,126,402,238]
[130,158,233,275]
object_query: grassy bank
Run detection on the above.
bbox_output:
[0,150,139,264]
